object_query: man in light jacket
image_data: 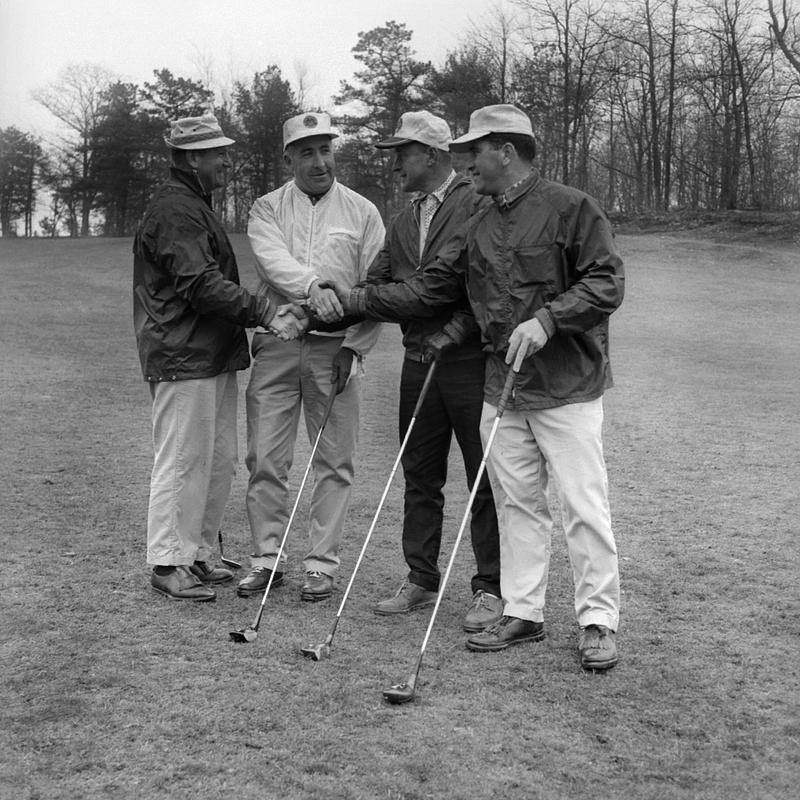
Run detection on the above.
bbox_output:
[239,112,384,602]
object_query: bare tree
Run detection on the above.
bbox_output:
[32,63,114,236]
[768,0,800,80]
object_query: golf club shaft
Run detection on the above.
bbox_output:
[329,359,438,629]
[249,384,339,632]
[415,349,524,660]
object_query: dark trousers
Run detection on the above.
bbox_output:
[398,355,501,596]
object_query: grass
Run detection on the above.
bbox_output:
[1,232,798,800]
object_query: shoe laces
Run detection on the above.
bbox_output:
[307,570,325,579]
[471,590,498,610]
[482,615,513,635]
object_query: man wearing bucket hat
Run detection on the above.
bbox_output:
[338,104,624,670]
[133,113,281,602]
[339,110,502,631]
[239,112,384,603]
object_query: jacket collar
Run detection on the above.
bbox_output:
[169,166,212,206]
[495,168,540,209]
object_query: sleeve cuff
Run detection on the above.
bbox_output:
[534,308,556,339]
[350,287,367,315]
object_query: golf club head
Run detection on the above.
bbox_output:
[382,682,416,705]
[220,556,242,569]
[229,627,258,643]
[300,642,330,661]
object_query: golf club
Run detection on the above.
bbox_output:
[301,360,439,661]
[229,384,339,643]
[218,530,242,570]
[382,348,525,704]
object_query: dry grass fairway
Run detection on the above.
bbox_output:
[1,232,798,800]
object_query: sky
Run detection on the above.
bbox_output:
[0,0,496,139]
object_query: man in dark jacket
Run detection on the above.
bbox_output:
[344,105,624,670]
[133,113,284,602]
[364,111,502,632]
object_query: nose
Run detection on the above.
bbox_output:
[222,153,232,168]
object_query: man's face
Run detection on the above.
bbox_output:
[392,143,431,193]
[466,139,505,196]
[191,147,231,191]
[285,135,336,196]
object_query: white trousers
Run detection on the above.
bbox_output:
[146,372,239,566]
[481,397,620,630]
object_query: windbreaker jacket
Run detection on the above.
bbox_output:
[248,179,384,357]
[364,174,486,362]
[133,168,271,382]
[363,170,625,410]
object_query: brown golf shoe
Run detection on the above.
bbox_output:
[301,571,334,602]
[373,580,437,615]
[236,566,285,597]
[578,625,618,671]
[151,566,216,602]
[462,590,503,633]
[189,561,234,584]
[466,615,545,651]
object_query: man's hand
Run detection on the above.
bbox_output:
[330,346,356,394]
[422,329,459,363]
[506,318,548,365]
[308,279,343,323]
[269,303,309,341]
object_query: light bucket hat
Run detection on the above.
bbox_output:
[449,104,534,152]
[376,110,452,152]
[283,112,339,149]
[164,113,235,150]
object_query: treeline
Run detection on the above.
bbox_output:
[2,0,800,238]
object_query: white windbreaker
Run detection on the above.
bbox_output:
[248,179,385,356]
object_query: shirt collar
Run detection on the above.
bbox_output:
[413,169,457,206]
[495,169,539,209]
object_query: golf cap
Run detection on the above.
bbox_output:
[376,110,452,152]
[283,112,339,150]
[449,104,535,152]
[164,113,235,150]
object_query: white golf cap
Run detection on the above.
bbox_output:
[376,110,452,152]
[449,104,535,152]
[283,112,339,149]
[164,113,235,150]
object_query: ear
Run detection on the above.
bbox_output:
[283,151,293,169]
[500,142,515,166]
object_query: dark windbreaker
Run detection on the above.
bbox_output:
[132,168,270,382]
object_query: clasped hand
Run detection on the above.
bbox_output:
[269,303,309,341]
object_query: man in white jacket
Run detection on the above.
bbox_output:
[239,112,384,602]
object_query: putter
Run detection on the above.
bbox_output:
[230,384,339,644]
[218,530,242,570]
[301,360,439,661]
[382,349,525,705]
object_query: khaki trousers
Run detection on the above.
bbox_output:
[146,372,239,566]
[245,334,359,576]
[481,397,620,630]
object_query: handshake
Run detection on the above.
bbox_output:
[266,279,354,342]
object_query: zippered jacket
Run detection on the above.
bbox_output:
[247,179,384,357]
[133,168,271,382]
[364,174,486,362]
[361,171,625,410]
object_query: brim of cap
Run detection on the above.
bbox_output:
[448,130,490,152]
[449,128,535,152]
[165,135,235,150]
[375,136,414,149]
[283,132,339,149]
